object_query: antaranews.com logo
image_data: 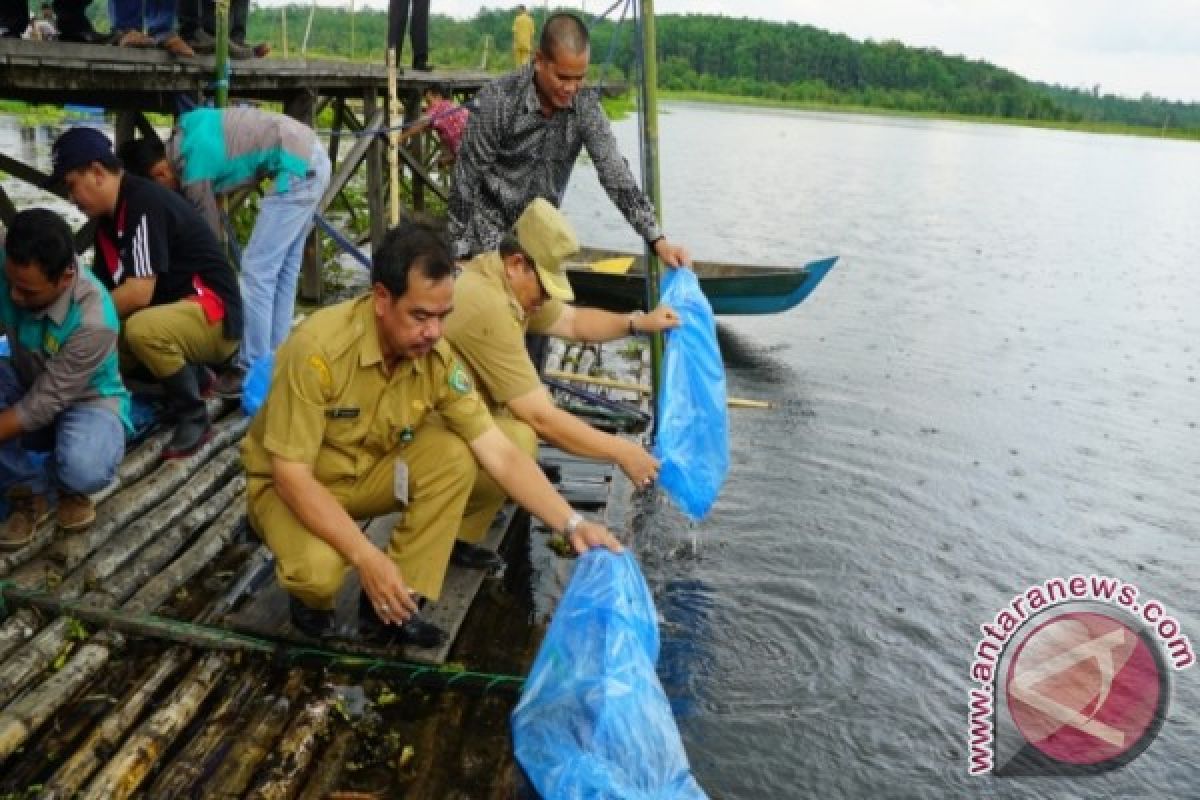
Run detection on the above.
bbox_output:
[967,574,1194,776]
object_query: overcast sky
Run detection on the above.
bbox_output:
[309,0,1200,102]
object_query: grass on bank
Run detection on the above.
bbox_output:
[660,90,1200,142]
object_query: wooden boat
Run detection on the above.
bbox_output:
[565,247,838,315]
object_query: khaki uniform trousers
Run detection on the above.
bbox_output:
[248,421,478,609]
[458,414,537,544]
[120,300,238,378]
[513,44,531,66]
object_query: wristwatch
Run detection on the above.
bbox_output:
[563,511,584,537]
[627,310,645,335]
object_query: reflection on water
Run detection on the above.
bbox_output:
[0,117,105,228]
[564,105,1200,798]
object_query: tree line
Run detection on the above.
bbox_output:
[241,7,1200,133]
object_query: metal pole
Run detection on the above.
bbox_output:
[637,0,665,410]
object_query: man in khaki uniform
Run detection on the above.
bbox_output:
[242,218,621,647]
[445,199,679,568]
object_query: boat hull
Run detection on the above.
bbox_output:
[565,249,838,315]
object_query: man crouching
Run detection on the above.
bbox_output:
[241,218,621,647]
[0,209,132,548]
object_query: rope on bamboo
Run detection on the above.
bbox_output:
[0,581,525,695]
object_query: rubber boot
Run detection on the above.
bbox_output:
[161,366,212,459]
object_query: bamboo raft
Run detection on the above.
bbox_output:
[0,336,651,798]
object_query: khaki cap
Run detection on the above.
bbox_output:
[513,198,579,302]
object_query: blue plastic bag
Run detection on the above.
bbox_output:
[241,353,274,417]
[653,268,729,520]
[512,550,707,800]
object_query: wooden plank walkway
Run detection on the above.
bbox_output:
[0,38,493,110]
[0,336,649,796]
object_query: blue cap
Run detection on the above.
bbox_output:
[44,126,118,188]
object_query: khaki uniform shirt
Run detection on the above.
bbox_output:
[243,295,493,487]
[444,252,563,412]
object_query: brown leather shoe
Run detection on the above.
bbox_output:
[1,490,50,550]
[57,493,96,531]
[115,29,155,48]
[160,33,195,58]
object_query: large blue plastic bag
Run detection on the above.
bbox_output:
[653,267,729,520]
[241,353,274,416]
[512,550,707,800]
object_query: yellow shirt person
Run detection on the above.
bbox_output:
[444,199,680,549]
[241,218,620,648]
[512,5,535,66]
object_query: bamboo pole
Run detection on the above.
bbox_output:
[0,636,114,762]
[77,652,229,800]
[638,0,665,412]
[214,0,231,107]
[40,647,192,799]
[295,727,354,800]
[141,664,267,798]
[244,688,338,799]
[0,607,38,662]
[0,489,246,754]
[53,414,249,571]
[198,668,307,798]
[77,449,241,588]
[386,47,401,226]
[543,368,773,408]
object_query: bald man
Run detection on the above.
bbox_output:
[448,11,690,267]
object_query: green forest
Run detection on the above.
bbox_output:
[235,7,1200,135]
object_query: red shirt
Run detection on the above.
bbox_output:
[427,99,469,156]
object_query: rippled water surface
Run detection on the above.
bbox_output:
[3,105,1198,798]
[565,104,1200,798]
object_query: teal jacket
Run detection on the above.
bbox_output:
[168,107,319,236]
[0,252,132,434]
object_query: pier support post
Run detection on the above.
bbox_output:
[364,87,386,255]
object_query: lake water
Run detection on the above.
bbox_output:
[3,105,1199,798]
[564,105,1200,798]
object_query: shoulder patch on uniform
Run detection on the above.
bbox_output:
[308,353,332,389]
[448,363,472,395]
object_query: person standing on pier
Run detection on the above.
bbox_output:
[443,199,677,570]
[448,11,690,266]
[48,127,242,459]
[110,0,194,55]
[119,107,330,397]
[387,0,430,71]
[0,209,131,548]
[512,4,534,66]
[241,218,621,646]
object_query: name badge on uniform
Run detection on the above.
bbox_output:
[326,407,360,419]
[393,459,409,506]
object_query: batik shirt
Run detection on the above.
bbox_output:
[447,64,662,260]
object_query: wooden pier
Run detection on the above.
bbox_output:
[0,337,652,797]
[0,37,493,302]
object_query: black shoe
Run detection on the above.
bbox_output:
[59,28,111,44]
[289,595,338,639]
[358,592,447,648]
[450,540,505,571]
[213,366,245,398]
[411,61,433,71]
[161,366,213,459]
